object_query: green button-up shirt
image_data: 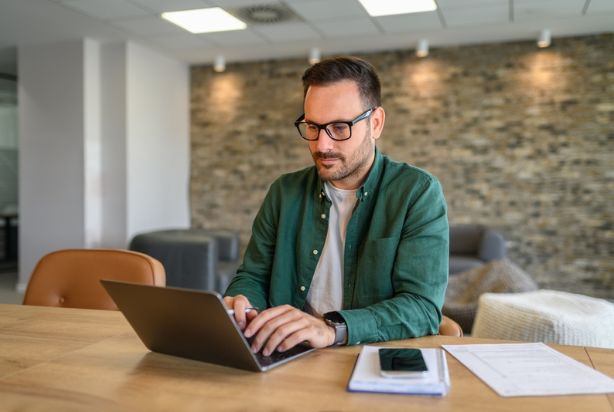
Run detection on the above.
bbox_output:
[225,148,449,345]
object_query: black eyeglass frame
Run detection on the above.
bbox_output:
[294,107,377,141]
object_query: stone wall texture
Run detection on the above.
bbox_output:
[191,33,614,300]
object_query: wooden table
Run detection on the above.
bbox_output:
[1,304,613,411]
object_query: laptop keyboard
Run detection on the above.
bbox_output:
[247,338,313,367]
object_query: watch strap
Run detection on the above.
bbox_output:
[323,311,348,346]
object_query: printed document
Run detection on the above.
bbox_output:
[443,342,614,397]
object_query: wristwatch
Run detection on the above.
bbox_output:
[323,311,348,346]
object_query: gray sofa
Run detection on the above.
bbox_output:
[129,228,240,293]
[449,224,506,275]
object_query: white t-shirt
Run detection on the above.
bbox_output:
[305,182,357,316]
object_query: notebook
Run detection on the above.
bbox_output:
[347,346,450,396]
[100,280,314,372]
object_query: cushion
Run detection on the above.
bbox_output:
[443,259,538,333]
[472,290,614,348]
[449,224,483,255]
[449,256,484,275]
[130,230,217,291]
[478,229,506,261]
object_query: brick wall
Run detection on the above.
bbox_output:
[190,33,614,299]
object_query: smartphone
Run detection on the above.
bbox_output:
[378,348,428,378]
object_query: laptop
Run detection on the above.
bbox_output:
[100,280,314,372]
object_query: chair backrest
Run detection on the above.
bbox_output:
[23,249,166,310]
[449,224,506,260]
[450,224,484,256]
[439,315,463,337]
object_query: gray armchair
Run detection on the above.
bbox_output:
[129,228,240,293]
[449,224,506,275]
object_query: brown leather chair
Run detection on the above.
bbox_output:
[439,315,463,337]
[439,316,463,337]
[23,249,165,310]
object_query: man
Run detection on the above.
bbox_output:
[224,56,448,356]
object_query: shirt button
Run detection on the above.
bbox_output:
[300,286,306,292]
[356,341,361,345]
[312,249,318,255]
[320,214,326,219]
[364,192,368,197]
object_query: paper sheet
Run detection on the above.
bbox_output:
[443,342,614,397]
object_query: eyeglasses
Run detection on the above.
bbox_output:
[294,107,376,141]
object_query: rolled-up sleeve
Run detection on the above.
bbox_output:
[340,176,449,344]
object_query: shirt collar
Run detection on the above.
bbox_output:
[316,146,383,203]
[356,146,382,202]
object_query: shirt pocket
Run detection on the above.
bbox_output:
[354,237,398,306]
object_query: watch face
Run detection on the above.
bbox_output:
[324,311,345,324]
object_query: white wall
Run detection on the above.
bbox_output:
[17,39,190,291]
[99,42,127,248]
[18,40,89,288]
[126,42,190,238]
[84,39,103,248]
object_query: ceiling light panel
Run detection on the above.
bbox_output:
[161,8,247,34]
[358,0,437,17]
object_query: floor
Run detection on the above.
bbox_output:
[0,262,23,304]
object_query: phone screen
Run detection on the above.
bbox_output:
[379,348,428,373]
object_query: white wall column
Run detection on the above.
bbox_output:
[17,39,190,291]
[19,40,92,291]
[125,42,190,238]
[99,42,128,247]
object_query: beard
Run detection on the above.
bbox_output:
[311,128,374,184]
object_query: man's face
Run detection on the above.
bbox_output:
[304,80,384,190]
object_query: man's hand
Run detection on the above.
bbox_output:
[223,294,258,330]
[244,305,336,356]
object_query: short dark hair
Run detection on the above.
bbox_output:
[301,56,381,109]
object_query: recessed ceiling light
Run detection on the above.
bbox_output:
[358,0,437,17]
[308,47,321,65]
[537,29,552,48]
[214,55,226,73]
[416,39,429,58]
[161,8,246,34]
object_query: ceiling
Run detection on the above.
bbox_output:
[1,0,613,74]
